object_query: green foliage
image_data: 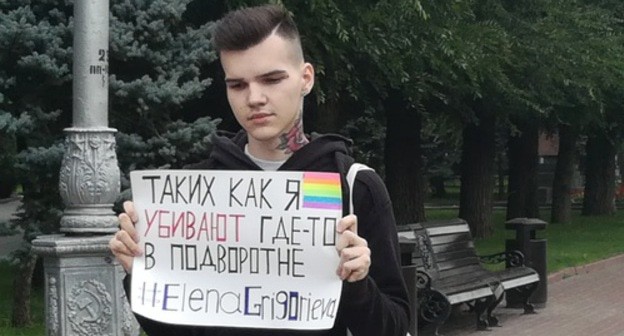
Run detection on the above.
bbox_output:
[421,119,462,184]
[109,0,217,137]
[116,116,220,189]
[0,1,72,139]
[108,0,221,204]
[9,144,65,256]
[341,106,386,174]
[223,1,624,226]
[0,1,71,263]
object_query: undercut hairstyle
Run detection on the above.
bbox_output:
[213,4,302,53]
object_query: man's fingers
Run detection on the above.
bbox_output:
[336,214,357,234]
[345,267,368,282]
[335,230,366,252]
[340,245,370,261]
[118,213,139,242]
[336,250,371,282]
[110,201,141,274]
[123,201,138,223]
[337,263,368,282]
[115,230,142,256]
[108,237,135,273]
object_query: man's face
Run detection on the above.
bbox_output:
[220,33,314,148]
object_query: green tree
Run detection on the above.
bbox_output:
[0,0,219,326]
[225,1,511,229]
[537,1,624,219]
[155,0,624,234]
[109,0,216,139]
[108,0,219,192]
[426,0,517,237]
[0,1,72,325]
[460,0,624,225]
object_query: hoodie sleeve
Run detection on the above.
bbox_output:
[339,170,411,336]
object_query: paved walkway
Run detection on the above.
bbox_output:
[420,254,624,336]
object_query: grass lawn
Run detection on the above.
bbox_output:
[0,261,45,336]
[1,208,623,334]
[426,208,624,273]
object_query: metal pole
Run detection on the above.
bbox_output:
[60,0,118,234]
[72,0,109,128]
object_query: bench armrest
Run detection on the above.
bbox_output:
[416,269,432,289]
[479,250,525,267]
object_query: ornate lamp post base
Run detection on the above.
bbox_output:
[60,206,119,234]
[32,235,139,336]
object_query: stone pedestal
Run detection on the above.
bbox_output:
[32,235,139,336]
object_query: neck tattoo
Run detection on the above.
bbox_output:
[277,110,309,154]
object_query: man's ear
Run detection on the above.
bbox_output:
[301,62,315,95]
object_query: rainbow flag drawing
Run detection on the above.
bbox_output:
[302,172,342,210]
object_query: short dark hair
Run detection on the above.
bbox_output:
[212,4,301,53]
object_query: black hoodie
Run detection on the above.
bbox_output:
[128,131,410,336]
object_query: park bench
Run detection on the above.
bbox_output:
[398,218,540,335]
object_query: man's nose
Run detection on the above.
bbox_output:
[247,83,267,106]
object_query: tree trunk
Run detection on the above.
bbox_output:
[506,120,539,219]
[0,133,18,199]
[459,105,496,238]
[618,150,624,183]
[496,155,506,200]
[12,251,38,327]
[582,131,617,215]
[384,91,426,225]
[429,176,447,198]
[551,124,577,223]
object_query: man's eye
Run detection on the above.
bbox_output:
[264,77,283,84]
[228,83,245,90]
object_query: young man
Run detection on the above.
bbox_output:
[109,4,410,336]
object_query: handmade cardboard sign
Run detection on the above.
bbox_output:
[130,170,343,330]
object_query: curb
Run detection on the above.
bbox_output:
[547,253,624,284]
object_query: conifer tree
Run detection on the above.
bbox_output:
[0,0,72,326]
[0,0,219,326]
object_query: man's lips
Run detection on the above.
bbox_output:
[248,112,274,121]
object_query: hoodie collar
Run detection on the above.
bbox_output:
[209,130,352,172]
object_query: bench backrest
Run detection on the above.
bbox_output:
[399,218,482,282]
[421,219,483,281]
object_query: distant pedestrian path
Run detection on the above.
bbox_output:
[421,254,624,336]
[0,198,22,259]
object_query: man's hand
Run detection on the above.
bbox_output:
[335,214,371,282]
[109,201,142,273]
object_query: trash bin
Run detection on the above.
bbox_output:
[505,217,547,307]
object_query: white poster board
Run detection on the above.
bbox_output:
[130,170,343,330]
